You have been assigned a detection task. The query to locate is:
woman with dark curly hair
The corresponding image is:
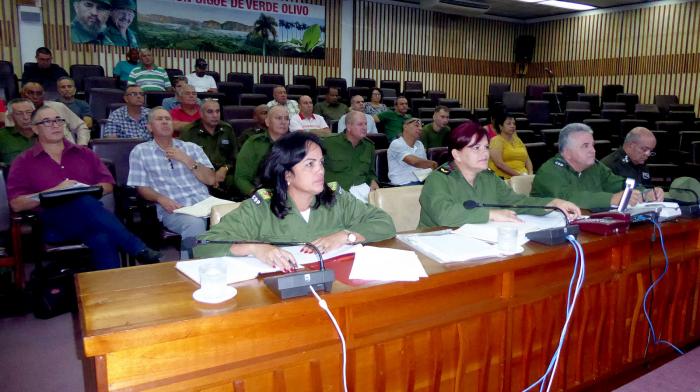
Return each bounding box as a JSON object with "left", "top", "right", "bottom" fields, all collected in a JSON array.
[
  {"left": 194, "top": 132, "right": 395, "bottom": 271},
  {"left": 364, "top": 88, "right": 388, "bottom": 116}
]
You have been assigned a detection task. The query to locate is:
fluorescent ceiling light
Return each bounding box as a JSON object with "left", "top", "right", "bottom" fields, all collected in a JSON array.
[
  {"left": 517, "top": 0, "right": 542, "bottom": 2},
  {"left": 538, "top": 0, "right": 596, "bottom": 10}
]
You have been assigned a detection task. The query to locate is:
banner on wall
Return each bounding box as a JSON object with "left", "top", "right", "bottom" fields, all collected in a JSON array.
[{"left": 69, "top": 0, "right": 326, "bottom": 58}]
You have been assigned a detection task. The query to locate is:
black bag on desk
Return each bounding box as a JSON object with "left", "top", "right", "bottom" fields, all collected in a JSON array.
[{"left": 28, "top": 262, "right": 85, "bottom": 319}]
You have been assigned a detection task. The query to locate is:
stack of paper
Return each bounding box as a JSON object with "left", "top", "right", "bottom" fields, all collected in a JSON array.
[
  {"left": 174, "top": 196, "right": 237, "bottom": 218},
  {"left": 454, "top": 212, "right": 566, "bottom": 246},
  {"left": 349, "top": 246, "right": 427, "bottom": 281}
]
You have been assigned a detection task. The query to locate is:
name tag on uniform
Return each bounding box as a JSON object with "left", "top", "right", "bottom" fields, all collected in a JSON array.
[
  {"left": 221, "top": 140, "right": 230, "bottom": 145},
  {"left": 642, "top": 172, "right": 650, "bottom": 180}
]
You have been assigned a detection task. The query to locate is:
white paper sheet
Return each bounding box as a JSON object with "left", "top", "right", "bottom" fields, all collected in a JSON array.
[
  {"left": 349, "top": 246, "right": 427, "bottom": 281},
  {"left": 454, "top": 212, "right": 566, "bottom": 246},
  {"left": 397, "top": 232, "right": 502, "bottom": 263},
  {"left": 174, "top": 196, "right": 236, "bottom": 218},
  {"left": 349, "top": 183, "right": 371, "bottom": 203}
]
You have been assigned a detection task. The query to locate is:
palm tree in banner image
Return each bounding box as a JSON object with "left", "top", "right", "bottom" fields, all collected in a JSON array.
[{"left": 253, "top": 13, "right": 278, "bottom": 56}]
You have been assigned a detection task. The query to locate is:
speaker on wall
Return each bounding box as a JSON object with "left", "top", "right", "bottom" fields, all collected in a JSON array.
[{"left": 514, "top": 35, "right": 536, "bottom": 64}]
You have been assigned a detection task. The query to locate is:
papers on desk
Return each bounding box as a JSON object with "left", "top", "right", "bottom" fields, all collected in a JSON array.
[
  {"left": 455, "top": 211, "right": 566, "bottom": 246},
  {"left": 628, "top": 202, "right": 681, "bottom": 221},
  {"left": 349, "top": 246, "right": 427, "bottom": 282},
  {"left": 175, "top": 244, "right": 363, "bottom": 284},
  {"left": 173, "top": 196, "right": 236, "bottom": 218}
]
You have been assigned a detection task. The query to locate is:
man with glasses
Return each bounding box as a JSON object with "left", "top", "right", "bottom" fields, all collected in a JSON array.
[
  {"left": 21, "top": 47, "right": 68, "bottom": 95},
  {"left": 128, "top": 108, "right": 215, "bottom": 259},
  {"left": 601, "top": 127, "right": 660, "bottom": 190},
  {"left": 388, "top": 118, "right": 437, "bottom": 186},
  {"left": 337, "top": 95, "right": 377, "bottom": 134},
  {"left": 103, "top": 85, "right": 150, "bottom": 139},
  {"left": 6, "top": 105, "right": 161, "bottom": 270},
  {"left": 7, "top": 83, "right": 90, "bottom": 145},
  {"left": 71, "top": 0, "right": 113, "bottom": 45}
]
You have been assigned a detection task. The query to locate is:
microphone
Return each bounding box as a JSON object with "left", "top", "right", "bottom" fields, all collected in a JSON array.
[
  {"left": 190, "top": 238, "right": 335, "bottom": 299},
  {"left": 463, "top": 200, "right": 580, "bottom": 245},
  {"left": 668, "top": 187, "right": 700, "bottom": 217}
]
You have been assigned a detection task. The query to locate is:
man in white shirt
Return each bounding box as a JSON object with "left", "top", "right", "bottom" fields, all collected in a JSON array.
[
  {"left": 388, "top": 118, "right": 437, "bottom": 185},
  {"left": 267, "top": 85, "right": 299, "bottom": 116},
  {"left": 186, "top": 58, "right": 217, "bottom": 93},
  {"left": 338, "top": 95, "right": 377, "bottom": 134},
  {"left": 289, "top": 95, "right": 330, "bottom": 135}
]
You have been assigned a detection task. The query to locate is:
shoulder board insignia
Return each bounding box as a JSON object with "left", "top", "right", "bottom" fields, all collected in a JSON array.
[
  {"left": 554, "top": 158, "right": 566, "bottom": 168},
  {"left": 438, "top": 164, "right": 452, "bottom": 175},
  {"left": 251, "top": 189, "right": 271, "bottom": 205},
  {"left": 327, "top": 181, "right": 343, "bottom": 194}
]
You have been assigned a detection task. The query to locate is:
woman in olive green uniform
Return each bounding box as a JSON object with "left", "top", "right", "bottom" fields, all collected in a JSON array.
[
  {"left": 419, "top": 121, "right": 580, "bottom": 228},
  {"left": 195, "top": 132, "right": 396, "bottom": 271}
]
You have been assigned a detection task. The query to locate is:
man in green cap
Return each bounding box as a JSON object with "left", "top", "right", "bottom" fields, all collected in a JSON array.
[
  {"left": 106, "top": 0, "right": 139, "bottom": 47},
  {"left": 323, "top": 111, "right": 378, "bottom": 192},
  {"left": 234, "top": 105, "right": 290, "bottom": 196},
  {"left": 71, "top": 0, "right": 114, "bottom": 45}
]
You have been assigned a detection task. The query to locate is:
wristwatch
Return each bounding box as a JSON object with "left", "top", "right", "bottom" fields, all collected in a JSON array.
[
  {"left": 344, "top": 230, "right": 357, "bottom": 244},
  {"left": 190, "top": 162, "right": 199, "bottom": 171}
]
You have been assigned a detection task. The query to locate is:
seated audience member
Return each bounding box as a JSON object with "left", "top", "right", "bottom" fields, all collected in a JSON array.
[
  {"left": 290, "top": 95, "right": 329, "bottom": 135},
  {"left": 0, "top": 98, "right": 6, "bottom": 126},
  {"left": 421, "top": 106, "right": 451, "bottom": 149},
  {"left": 314, "top": 87, "right": 348, "bottom": 123},
  {"left": 238, "top": 104, "right": 268, "bottom": 146},
  {"left": 57, "top": 76, "right": 93, "bottom": 129},
  {"left": 234, "top": 105, "right": 290, "bottom": 196},
  {"left": 8, "top": 83, "right": 90, "bottom": 145},
  {"left": 21, "top": 47, "right": 68, "bottom": 97},
  {"left": 488, "top": 113, "right": 532, "bottom": 179},
  {"left": 7, "top": 106, "right": 160, "bottom": 270},
  {"left": 70, "top": 0, "right": 112, "bottom": 45},
  {"left": 180, "top": 99, "right": 238, "bottom": 199},
  {"left": 364, "top": 87, "right": 388, "bottom": 116},
  {"left": 323, "top": 111, "right": 378, "bottom": 192},
  {"left": 103, "top": 85, "right": 150, "bottom": 139},
  {"left": 186, "top": 58, "right": 217, "bottom": 93},
  {"left": 388, "top": 118, "right": 437, "bottom": 186},
  {"left": 374, "top": 96, "right": 411, "bottom": 141},
  {"left": 113, "top": 48, "right": 140, "bottom": 83},
  {"left": 267, "top": 85, "right": 299, "bottom": 116},
  {"left": 601, "top": 127, "right": 658, "bottom": 189},
  {"left": 162, "top": 76, "right": 202, "bottom": 111},
  {"left": 483, "top": 113, "right": 499, "bottom": 140},
  {"left": 169, "top": 84, "right": 201, "bottom": 134},
  {"left": 127, "top": 49, "right": 172, "bottom": 92},
  {"left": 105, "top": 0, "right": 138, "bottom": 47},
  {"left": 338, "top": 95, "right": 377, "bottom": 134},
  {"left": 194, "top": 132, "right": 396, "bottom": 267},
  {"left": 127, "top": 107, "right": 215, "bottom": 258},
  {"left": 419, "top": 121, "right": 580, "bottom": 228},
  {"left": 531, "top": 123, "right": 662, "bottom": 210}
]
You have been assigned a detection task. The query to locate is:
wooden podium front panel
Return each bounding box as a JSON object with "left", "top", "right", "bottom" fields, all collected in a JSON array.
[{"left": 78, "top": 221, "right": 700, "bottom": 391}]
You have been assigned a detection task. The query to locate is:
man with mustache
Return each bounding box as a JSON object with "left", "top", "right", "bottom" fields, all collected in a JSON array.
[
  {"left": 106, "top": 0, "right": 139, "bottom": 47},
  {"left": 71, "top": 0, "right": 114, "bottom": 45}
]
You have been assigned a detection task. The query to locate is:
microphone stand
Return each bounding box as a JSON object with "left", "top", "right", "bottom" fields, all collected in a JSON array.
[
  {"left": 463, "top": 201, "right": 580, "bottom": 245},
  {"left": 546, "top": 68, "right": 563, "bottom": 114},
  {"left": 195, "top": 239, "right": 335, "bottom": 299}
]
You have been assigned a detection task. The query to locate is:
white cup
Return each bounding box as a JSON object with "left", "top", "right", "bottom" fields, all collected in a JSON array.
[
  {"left": 198, "top": 262, "right": 227, "bottom": 295},
  {"left": 497, "top": 226, "right": 519, "bottom": 253}
]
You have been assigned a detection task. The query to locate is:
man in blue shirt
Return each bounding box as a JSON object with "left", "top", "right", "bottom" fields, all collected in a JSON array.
[
  {"left": 112, "top": 48, "right": 140, "bottom": 84},
  {"left": 57, "top": 76, "right": 93, "bottom": 129}
]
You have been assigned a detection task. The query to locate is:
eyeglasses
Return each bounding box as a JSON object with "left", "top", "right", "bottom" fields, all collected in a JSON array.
[
  {"left": 125, "top": 92, "right": 145, "bottom": 97},
  {"left": 34, "top": 118, "right": 66, "bottom": 127}
]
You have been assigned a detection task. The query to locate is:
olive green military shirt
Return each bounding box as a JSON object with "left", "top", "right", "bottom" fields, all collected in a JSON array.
[
  {"left": 322, "top": 134, "right": 377, "bottom": 190},
  {"left": 0, "top": 127, "right": 36, "bottom": 165},
  {"left": 314, "top": 101, "right": 348, "bottom": 122},
  {"left": 531, "top": 154, "right": 626, "bottom": 209},
  {"left": 194, "top": 185, "right": 397, "bottom": 258},
  {"left": 180, "top": 120, "right": 238, "bottom": 190},
  {"left": 420, "top": 123, "right": 451, "bottom": 149},
  {"left": 71, "top": 20, "right": 114, "bottom": 45},
  {"left": 419, "top": 164, "right": 552, "bottom": 228},
  {"left": 600, "top": 148, "right": 652, "bottom": 188},
  {"left": 238, "top": 126, "right": 266, "bottom": 148},
  {"left": 377, "top": 111, "right": 412, "bottom": 141},
  {"left": 233, "top": 131, "right": 274, "bottom": 195}
]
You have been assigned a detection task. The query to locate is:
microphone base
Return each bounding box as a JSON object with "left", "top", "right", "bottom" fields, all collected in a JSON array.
[
  {"left": 680, "top": 205, "right": 700, "bottom": 218},
  {"left": 264, "top": 270, "right": 335, "bottom": 299},
  {"left": 526, "top": 225, "right": 580, "bottom": 246}
]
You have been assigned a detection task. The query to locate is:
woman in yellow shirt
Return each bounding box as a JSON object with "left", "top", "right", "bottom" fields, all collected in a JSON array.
[{"left": 488, "top": 113, "right": 533, "bottom": 179}]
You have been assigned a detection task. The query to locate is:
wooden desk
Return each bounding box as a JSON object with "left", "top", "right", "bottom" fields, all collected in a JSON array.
[{"left": 77, "top": 220, "right": 700, "bottom": 391}]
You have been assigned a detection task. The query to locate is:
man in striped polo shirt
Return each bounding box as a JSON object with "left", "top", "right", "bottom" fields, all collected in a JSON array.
[{"left": 127, "top": 49, "right": 172, "bottom": 92}]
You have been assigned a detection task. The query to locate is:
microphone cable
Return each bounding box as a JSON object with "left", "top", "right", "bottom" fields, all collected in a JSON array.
[{"left": 309, "top": 285, "right": 348, "bottom": 392}]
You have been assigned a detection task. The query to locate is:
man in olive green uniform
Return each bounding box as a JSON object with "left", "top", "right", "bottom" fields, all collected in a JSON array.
[
  {"left": 601, "top": 127, "right": 656, "bottom": 188},
  {"left": 234, "top": 105, "right": 290, "bottom": 195},
  {"left": 193, "top": 183, "right": 396, "bottom": 258},
  {"left": 531, "top": 123, "right": 660, "bottom": 210},
  {"left": 374, "top": 96, "right": 412, "bottom": 141},
  {"left": 180, "top": 100, "right": 238, "bottom": 199},
  {"left": 421, "top": 106, "right": 451, "bottom": 149},
  {"left": 323, "top": 111, "right": 378, "bottom": 191},
  {"left": 0, "top": 99, "right": 37, "bottom": 166},
  {"left": 71, "top": 0, "right": 114, "bottom": 45},
  {"left": 238, "top": 104, "right": 268, "bottom": 147},
  {"left": 313, "top": 87, "right": 348, "bottom": 123},
  {"left": 105, "top": 0, "right": 139, "bottom": 47}
]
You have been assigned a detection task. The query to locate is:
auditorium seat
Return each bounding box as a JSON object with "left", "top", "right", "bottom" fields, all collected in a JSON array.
[
  {"left": 354, "top": 77, "right": 376, "bottom": 89},
  {"left": 525, "top": 100, "right": 551, "bottom": 124},
  {"left": 107, "top": 102, "right": 125, "bottom": 116},
  {"left": 374, "top": 149, "right": 390, "bottom": 186},
  {"left": 450, "top": 108, "right": 471, "bottom": 120},
  {"left": 678, "top": 131, "right": 700, "bottom": 154},
  {"left": 164, "top": 68, "right": 183, "bottom": 85},
  {"left": 145, "top": 91, "right": 174, "bottom": 108},
  {"left": 403, "top": 90, "right": 423, "bottom": 103},
  {"left": 202, "top": 71, "right": 219, "bottom": 84},
  {"left": 418, "top": 108, "right": 435, "bottom": 119},
  {"left": 448, "top": 118, "right": 469, "bottom": 129},
  {"left": 404, "top": 80, "right": 423, "bottom": 93},
  {"left": 616, "top": 93, "right": 639, "bottom": 114},
  {"left": 0, "top": 60, "right": 13, "bottom": 75},
  {"left": 577, "top": 93, "right": 601, "bottom": 114},
  {"left": 227, "top": 72, "right": 254, "bottom": 93},
  {"left": 410, "top": 98, "right": 433, "bottom": 116},
  {"left": 566, "top": 101, "right": 590, "bottom": 110},
  {"left": 0, "top": 169, "right": 24, "bottom": 288},
  {"left": 216, "top": 81, "right": 244, "bottom": 105},
  {"left": 650, "top": 130, "right": 671, "bottom": 163},
  {"left": 427, "top": 147, "right": 449, "bottom": 166},
  {"left": 634, "top": 104, "right": 661, "bottom": 127},
  {"left": 0, "top": 73, "right": 20, "bottom": 100},
  {"left": 293, "top": 75, "right": 317, "bottom": 92},
  {"left": 438, "top": 98, "right": 460, "bottom": 108},
  {"left": 488, "top": 82, "right": 510, "bottom": 108},
  {"left": 238, "top": 93, "right": 268, "bottom": 106},
  {"left": 502, "top": 91, "right": 525, "bottom": 114},
  {"left": 89, "top": 138, "right": 144, "bottom": 186},
  {"left": 222, "top": 105, "right": 255, "bottom": 121},
  {"left": 473, "top": 108, "right": 489, "bottom": 121},
  {"left": 228, "top": 119, "right": 258, "bottom": 138},
  {"left": 542, "top": 92, "right": 564, "bottom": 114},
  {"left": 593, "top": 140, "right": 612, "bottom": 158},
  {"left": 252, "top": 83, "right": 276, "bottom": 100},
  {"left": 654, "top": 94, "right": 679, "bottom": 116},
  {"left": 668, "top": 111, "right": 696, "bottom": 128},
  {"left": 516, "top": 129, "right": 540, "bottom": 144},
  {"left": 602, "top": 102, "right": 626, "bottom": 111},
  {"left": 619, "top": 119, "right": 649, "bottom": 141},
  {"left": 381, "top": 87, "right": 397, "bottom": 99},
  {"left": 515, "top": 117, "right": 529, "bottom": 130},
  {"left": 647, "top": 163, "right": 679, "bottom": 188},
  {"left": 209, "top": 203, "right": 241, "bottom": 226},
  {"left": 366, "top": 133, "right": 389, "bottom": 150},
  {"left": 525, "top": 142, "right": 548, "bottom": 171},
  {"left": 89, "top": 88, "right": 126, "bottom": 123},
  {"left": 368, "top": 185, "right": 422, "bottom": 232},
  {"left": 557, "top": 84, "right": 585, "bottom": 107},
  {"left": 83, "top": 76, "right": 118, "bottom": 101},
  {"left": 541, "top": 129, "right": 561, "bottom": 152},
  {"left": 382, "top": 97, "right": 396, "bottom": 107},
  {"left": 509, "top": 175, "right": 535, "bottom": 196},
  {"left": 380, "top": 80, "right": 400, "bottom": 96},
  {"left": 348, "top": 86, "right": 370, "bottom": 101},
  {"left": 259, "top": 73, "right": 284, "bottom": 86},
  {"left": 601, "top": 84, "right": 624, "bottom": 103},
  {"left": 525, "top": 84, "right": 549, "bottom": 101},
  {"left": 565, "top": 109, "right": 591, "bottom": 124},
  {"left": 669, "top": 103, "right": 694, "bottom": 112},
  {"left": 583, "top": 118, "right": 613, "bottom": 140},
  {"left": 600, "top": 109, "right": 627, "bottom": 139},
  {"left": 197, "top": 92, "right": 225, "bottom": 103},
  {"left": 426, "top": 90, "right": 446, "bottom": 105},
  {"left": 324, "top": 77, "right": 347, "bottom": 97},
  {"left": 70, "top": 64, "right": 105, "bottom": 92}
]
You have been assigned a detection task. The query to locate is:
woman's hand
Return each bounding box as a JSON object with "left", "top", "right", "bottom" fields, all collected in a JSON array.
[
  {"left": 303, "top": 231, "right": 350, "bottom": 254},
  {"left": 247, "top": 244, "right": 297, "bottom": 272},
  {"left": 547, "top": 199, "right": 582, "bottom": 221},
  {"left": 488, "top": 209, "right": 523, "bottom": 223}
]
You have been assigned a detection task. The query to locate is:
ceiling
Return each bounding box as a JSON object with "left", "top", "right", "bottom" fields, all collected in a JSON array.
[{"left": 394, "top": 0, "right": 657, "bottom": 20}]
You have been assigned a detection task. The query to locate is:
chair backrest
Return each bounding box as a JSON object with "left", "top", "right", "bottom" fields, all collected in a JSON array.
[
  {"left": 577, "top": 93, "right": 600, "bottom": 113},
  {"left": 427, "top": 90, "right": 446, "bottom": 105},
  {"left": 324, "top": 77, "right": 347, "bottom": 91},
  {"left": 70, "top": 64, "right": 105, "bottom": 91},
  {"left": 601, "top": 84, "right": 624, "bottom": 103},
  {"left": 525, "top": 142, "right": 548, "bottom": 171},
  {"left": 525, "top": 100, "right": 550, "bottom": 124},
  {"left": 509, "top": 174, "right": 535, "bottom": 196},
  {"left": 259, "top": 73, "right": 284, "bottom": 86},
  {"left": 654, "top": 95, "right": 679, "bottom": 114},
  {"left": 488, "top": 83, "right": 511, "bottom": 98},
  {"left": 380, "top": 80, "right": 400, "bottom": 96},
  {"left": 222, "top": 105, "right": 256, "bottom": 121},
  {"left": 252, "top": 83, "right": 277, "bottom": 100},
  {"left": 229, "top": 119, "right": 258, "bottom": 137},
  {"left": 526, "top": 84, "right": 549, "bottom": 100},
  {"left": 216, "top": 81, "right": 244, "bottom": 105},
  {"left": 89, "top": 138, "right": 146, "bottom": 185},
  {"left": 374, "top": 149, "right": 389, "bottom": 183},
  {"left": 89, "top": 88, "right": 126, "bottom": 121},
  {"left": 404, "top": 80, "right": 423, "bottom": 92},
  {"left": 286, "top": 84, "right": 312, "bottom": 96},
  {"left": 427, "top": 147, "right": 449, "bottom": 165},
  {"left": 368, "top": 185, "right": 422, "bottom": 232},
  {"left": 381, "top": 87, "right": 397, "bottom": 99},
  {"left": 210, "top": 202, "right": 241, "bottom": 226},
  {"left": 204, "top": 71, "right": 221, "bottom": 84},
  {"left": 293, "top": 75, "right": 317, "bottom": 91},
  {"left": 502, "top": 91, "right": 525, "bottom": 112},
  {"left": 566, "top": 101, "right": 590, "bottom": 110},
  {"left": 438, "top": 98, "right": 460, "bottom": 108},
  {"left": 145, "top": 91, "right": 175, "bottom": 108},
  {"left": 354, "top": 77, "right": 376, "bottom": 89},
  {"left": 83, "top": 76, "right": 118, "bottom": 100},
  {"left": 0, "top": 60, "right": 13, "bottom": 75},
  {"left": 227, "top": 72, "right": 254, "bottom": 93},
  {"left": 238, "top": 93, "right": 269, "bottom": 106},
  {"left": 366, "top": 133, "right": 389, "bottom": 150}
]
